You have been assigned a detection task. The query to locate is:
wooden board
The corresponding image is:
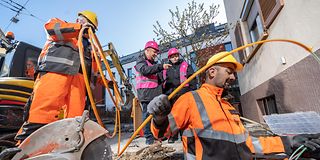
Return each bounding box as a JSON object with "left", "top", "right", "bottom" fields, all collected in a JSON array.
[{"left": 132, "top": 97, "right": 143, "bottom": 134}]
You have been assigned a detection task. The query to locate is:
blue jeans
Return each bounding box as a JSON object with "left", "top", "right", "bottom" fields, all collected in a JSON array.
[{"left": 141, "top": 102, "right": 154, "bottom": 144}]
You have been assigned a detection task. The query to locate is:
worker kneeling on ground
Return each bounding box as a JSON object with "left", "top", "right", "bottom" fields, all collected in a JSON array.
[
  {"left": 15, "top": 10, "right": 100, "bottom": 142},
  {"left": 147, "top": 52, "right": 320, "bottom": 159}
]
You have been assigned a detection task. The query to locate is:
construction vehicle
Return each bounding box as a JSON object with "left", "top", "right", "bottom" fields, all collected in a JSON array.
[
  {"left": 104, "top": 42, "right": 135, "bottom": 108},
  {"left": 0, "top": 28, "right": 41, "bottom": 151}
]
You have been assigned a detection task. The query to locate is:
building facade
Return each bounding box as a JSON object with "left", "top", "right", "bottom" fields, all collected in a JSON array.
[{"left": 224, "top": 0, "right": 320, "bottom": 122}]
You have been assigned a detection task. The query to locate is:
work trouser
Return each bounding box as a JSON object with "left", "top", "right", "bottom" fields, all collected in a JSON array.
[
  {"left": 141, "top": 102, "right": 154, "bottom": 143},
  {"left": 28, "top": 72, "right": 86, "bottom": 123},
  {"left": 15, "top": 72, "right": 86, "bottom": 142}
]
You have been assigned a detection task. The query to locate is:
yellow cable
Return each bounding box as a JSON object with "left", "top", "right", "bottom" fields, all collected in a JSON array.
[
  {"left": 87, "top": 28, "right": 123, "bottom": 152},
  {"left": 88, "top": 30, "right": 124, "bottom": 108},
  {"left": 78, "top": 27, "right": 104, "bottom": 128},
  {"left": 106, "top": 109, "right": 118, "bottom": 138},
  {"left": 117, "top": 109, "right": 121, "bottom": 154},
  {"left": 88, "top": 32, "right": 121, "bottom": 138},
  {"left": 88, "top": 30, "right": 117, "bottom": 108},
  {"left": 117, "top": 39, "right": 315, "bottom": 157}
]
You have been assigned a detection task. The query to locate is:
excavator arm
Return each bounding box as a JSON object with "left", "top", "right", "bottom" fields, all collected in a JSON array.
[{"left": 104, "top": 43, "right": 135, "bottom": 108}]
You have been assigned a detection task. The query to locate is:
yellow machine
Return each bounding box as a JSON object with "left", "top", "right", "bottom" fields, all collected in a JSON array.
[{"left": 0, "top": 29, "right": 41, "bottom": 151}]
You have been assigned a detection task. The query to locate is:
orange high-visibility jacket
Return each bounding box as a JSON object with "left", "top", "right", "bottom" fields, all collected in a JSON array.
[
  {"left": 37, "top": 18, "right": 97, "bottom": 75},
  {"left": 151, "top": 84, "right": 288, "bottom": 160}
]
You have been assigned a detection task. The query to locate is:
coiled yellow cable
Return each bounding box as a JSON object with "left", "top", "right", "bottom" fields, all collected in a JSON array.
[{"left": 79, "top": 27, "right": 125, "bottom": 154}]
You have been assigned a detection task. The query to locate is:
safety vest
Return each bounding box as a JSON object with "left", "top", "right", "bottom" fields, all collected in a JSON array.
[
  {"left": 37, "top": 18, "right": 86, "bottom": 75},
  {"left": 135, "top": 60, "right": 158, "bottom": 89},
  {"left": 178, "top": 91, "right": 248, "bottom": 159},
  {"left": 163, "top": 61, "right": 189, "bottom": 87},
  {"left": 161, "top": 87, "right": 285, "bottom": 159}
]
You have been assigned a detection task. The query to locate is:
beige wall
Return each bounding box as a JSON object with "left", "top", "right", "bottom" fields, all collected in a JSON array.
[
  {"left": 224, "top": 0, "right": 320, "bottom": 95},
  {"left": 240, "top": 51, "right": 320, "bottom": 121}
]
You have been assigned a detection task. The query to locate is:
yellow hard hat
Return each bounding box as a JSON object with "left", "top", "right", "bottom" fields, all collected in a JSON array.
[
  {"left": 206, "top": 51, "right": 243, "bottom": 72},
  {"left": 78, "top": 10, "right": 98, "bottom": 29}
]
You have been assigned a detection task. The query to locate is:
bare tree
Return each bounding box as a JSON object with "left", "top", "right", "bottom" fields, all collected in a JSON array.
[{"left": 153, "top": 0, "right": 228, "bottom": 67}]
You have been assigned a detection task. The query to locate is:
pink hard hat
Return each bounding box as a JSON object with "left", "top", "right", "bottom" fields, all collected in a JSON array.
[
  {"left": 168, "top": 48, "right": 179, "bottom": 58},
  {"left": 144, "top": 40, "right": 159, "bottom": 51}
]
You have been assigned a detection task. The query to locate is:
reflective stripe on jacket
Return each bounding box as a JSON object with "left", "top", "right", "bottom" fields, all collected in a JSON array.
[
  {"left": 135, "top": 60, "right": 158, "bottom": 89},
  {"left": 163, "top": 61, "right": 189, "bottom": 87},
  {"left": 151, "top": 84, "right": 285, "bottom": 160},
  {"left": 134, "top": 53, "right": 163, "bottom": 102},
  {"left": 37, "top": 18, "right": 92, "bottom": 75}
]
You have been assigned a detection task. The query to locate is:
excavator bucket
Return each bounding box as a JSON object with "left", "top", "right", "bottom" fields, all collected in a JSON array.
[{"left": 9, "top": 111, "right": 112, "bottom": 160}]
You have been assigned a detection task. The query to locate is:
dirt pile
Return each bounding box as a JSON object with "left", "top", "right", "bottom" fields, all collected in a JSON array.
[{"left": 115, "top": 142, "right": 183, "bottom": 160}]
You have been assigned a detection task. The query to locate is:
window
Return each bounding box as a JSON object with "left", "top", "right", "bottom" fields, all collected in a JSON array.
[
  {"left": 237, "top": 0, "right": 284, "bottom": 63},
  {"left": 249, "top": 14, "right": 264, "bottom": 43},
  {"left": 0, "top": 49, "right": 14, "bottom": 77},
  {"left": 242, "top": 0, "right": 284, "bottom": 30},
  {"left": 259, "top": 0, "right": 284, "bottom": 28},
  {"left": 112, "top": 72, "right": 116, "bottom": 80},
  {"left": 224, "top": 42, "right": 233, "bottom": 52},
  {"left": 190, "top": 51, "right": 197, "bottom": 71},
  {"left": 24, "top": 48, "right": 38, "bottom": 78},
  {"left": 257, "top": 95, "right": 278, "bottom": 115},
  {"left": 127, "top": 68, "right": 132, "bottom": 83},
  {"left": 112, "top": 72, "right": 115, "bottom": 96},
  {"left": 234, "top": 22, "right": 245, "bottom": 63}
]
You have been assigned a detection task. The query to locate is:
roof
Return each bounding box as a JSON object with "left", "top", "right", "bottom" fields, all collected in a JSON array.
[{"left": 108, "top": 50, "right": 142, "bottom": 68}]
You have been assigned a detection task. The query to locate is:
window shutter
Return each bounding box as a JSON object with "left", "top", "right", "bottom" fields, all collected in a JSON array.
[
  {"left": 234, "top": 22, "right": 245, "bottom": 63},
  {"left": 258, "top": 0, "right": 284, "bottom": 28}
]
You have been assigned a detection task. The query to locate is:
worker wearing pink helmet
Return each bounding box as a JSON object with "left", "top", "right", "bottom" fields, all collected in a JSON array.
[
  {"left": 135, "top": 40, "right": 171, "bottom": 145},
  {"left": 163, "top": 47, "right": 197, "bottom": 143}
]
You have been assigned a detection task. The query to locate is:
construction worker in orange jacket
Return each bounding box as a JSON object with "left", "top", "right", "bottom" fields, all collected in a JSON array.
[
  {"left": 147, "top": 52, "right": 320, "bottom": 159},
  {"left": 25, "top": 59, "right": 36, "bottom": 79},
  {"left": 15, "top": 10, "right": 100, "bottom": 142}
]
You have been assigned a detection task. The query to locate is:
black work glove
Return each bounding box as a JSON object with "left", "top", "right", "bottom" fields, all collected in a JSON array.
[
  {"left": 147, "top": 94, "right": 171, "bottom": 125},
  {"left": 291, "top": 134, "right": 320, "bottom": 158}
]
